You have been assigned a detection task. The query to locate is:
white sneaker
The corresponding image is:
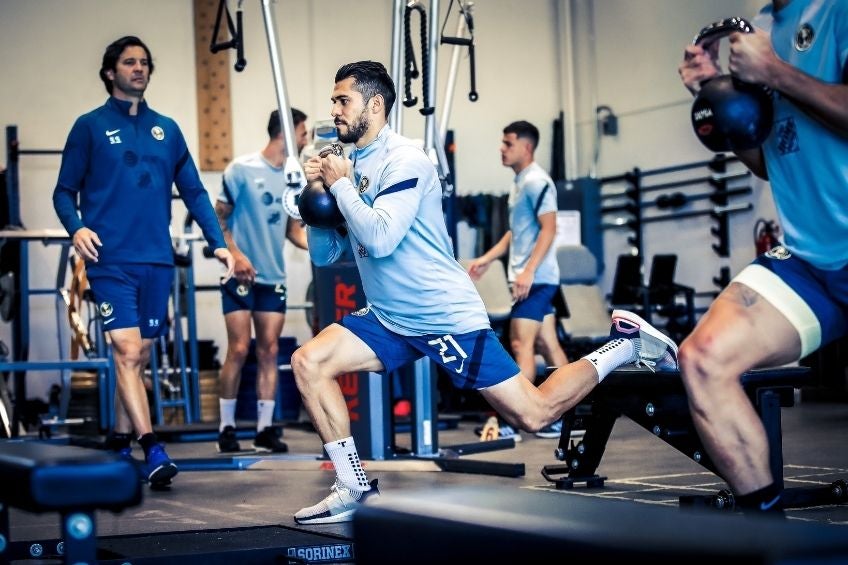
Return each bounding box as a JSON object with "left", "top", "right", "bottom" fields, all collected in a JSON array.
[
  {"left": 294, "top": 479, "right": 379, "bottom": 525},
  {"left": 609, "top": 310, "right": 679, "bottom": 371}
]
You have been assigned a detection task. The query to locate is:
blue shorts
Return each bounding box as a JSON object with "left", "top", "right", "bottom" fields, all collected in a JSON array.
[
  {"left": 339, "top": 308, "right": 520, "bottom": 390},
  {"left": 86, "top": 263, "right": 173, "bottom": 339},
  {"left": 220, "top": 279, "right": 288, "bottom": 314},
  {"left": 511, "top": 284, "right": 557, "bottom": 322},
  {"left": 733, "top": 246, "right": 848, "bottom": 358}
]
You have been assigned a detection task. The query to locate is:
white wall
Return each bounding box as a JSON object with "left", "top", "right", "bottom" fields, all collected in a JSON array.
[
  {"left": 0, "top": 0, "right": 779, "bottom": 400},
  {"left": 565, "top": 0, "right": 778, "bottom": 296}
]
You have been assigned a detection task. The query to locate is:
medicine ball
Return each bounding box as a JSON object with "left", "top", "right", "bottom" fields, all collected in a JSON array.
[
  {"left": 689, "top": 17, "right": 774, "bottom": 152},
  {"left": 298, "top": 184, "right": 345, "bottom": 229}
]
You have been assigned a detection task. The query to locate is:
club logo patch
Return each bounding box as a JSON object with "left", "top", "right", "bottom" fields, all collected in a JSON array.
[
  {"left": 236, "top": 284, "right": 250, "bottom": 296},
  {"left": 151, "top": 126, "right": 165, "bottom": 141},
  {"left": 352, "top": 307, "right": 369, "bottom": 316},
  {"left": 765, "top": 245, "right": 791, "bottom": 260},
  {"left": 358, "top": 176, "right": 369, "bottom": 194},
  {"left": 99, "top": 302, "right": 113, "bottom": 317},
  {"left": 795, "top": 23, "right": 814, "bottom": 51}
]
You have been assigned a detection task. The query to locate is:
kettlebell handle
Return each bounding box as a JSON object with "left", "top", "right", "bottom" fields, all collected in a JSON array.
[{"left": 693, "top": 17, "right": 753, "bottom": 46}]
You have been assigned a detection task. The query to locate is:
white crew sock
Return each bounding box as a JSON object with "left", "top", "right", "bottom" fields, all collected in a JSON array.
[
  {"left": 581, "top": 338, "right": 635, "bottom": 382},
  {"left": 219, "top": 398, "right": 237, "bottom": 432},
  {"left": 257, "top": 400, "right": 275, "bottom": 432},
  {"left": 324, "top": 436, "right": 370, "bottom": 492}
]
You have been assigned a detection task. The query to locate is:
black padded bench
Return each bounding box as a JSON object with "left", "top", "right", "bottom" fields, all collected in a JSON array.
[
  {"left": 354, "top": 485, "right": 848, "bottom": 563},
  {"left": 0, "top": 442, "right": 142, "bottom": 564},
  {"left": 542, "top": 366, "right": 848, "bottom": 510}
]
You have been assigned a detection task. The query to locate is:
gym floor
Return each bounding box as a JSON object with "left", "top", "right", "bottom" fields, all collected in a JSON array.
[{"left": 7, "top": 397, "right": 848, "bottom": 561}]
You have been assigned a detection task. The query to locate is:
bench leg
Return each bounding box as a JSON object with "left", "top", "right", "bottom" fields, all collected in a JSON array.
[
  {"left": 61, "top": 511, "right": 97, "bottom": 565},
  {"left": 757, "top": 389, "right": 784, "bottom": 488}
]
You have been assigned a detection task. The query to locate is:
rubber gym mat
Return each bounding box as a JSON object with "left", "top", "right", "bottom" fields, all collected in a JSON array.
[{"left": 12, "top": 525, "right": 354, "bottom": 564}]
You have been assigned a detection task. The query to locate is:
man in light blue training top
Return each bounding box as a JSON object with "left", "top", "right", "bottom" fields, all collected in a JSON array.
[
  {"left": 291, "top": 60, "right": 679, "bottom": 525},
  {"left": 214, "top": 108, "right": 309, "bottom": 454},
  {"left": 467, "top": 120, "right": 570, "bottom": 441},
  {"left": 677, "top": 0, "right": 848, "bottom": 516},
  {"left": 52, "top": 35, "right": 234, "bottom": 488}
]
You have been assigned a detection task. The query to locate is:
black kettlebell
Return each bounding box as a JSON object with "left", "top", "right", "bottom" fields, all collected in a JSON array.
[
  {"left": 690, "top": 17, "right": 773, "bottom": 152},
  {"left": 297, "top": 143, "right": 346, "bottom": 229}
]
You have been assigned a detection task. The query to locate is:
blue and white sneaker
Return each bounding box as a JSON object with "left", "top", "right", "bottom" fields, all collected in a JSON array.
[
  {"left": 146, "top": 443, "right": 179, "bottom": 487},
  {"left": 610, "top": 310, "right": 679, "bottom": 371},
  {"left": 294, "top": 479, "right": 380, "bottom": 525},
  {"left": 535, "top": 419, "right": 563, "bottom": 439}
]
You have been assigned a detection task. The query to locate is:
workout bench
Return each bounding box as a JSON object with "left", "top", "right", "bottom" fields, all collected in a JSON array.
[
  {"left": 0, "top": 442, "right": 142, "bottom": 563},
  {"left": 542, "top": 366, "right": 848, "bottom": 510}
]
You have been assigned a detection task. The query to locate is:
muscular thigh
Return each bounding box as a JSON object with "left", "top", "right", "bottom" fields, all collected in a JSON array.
[
  {"left": 510, "top": 317, "right": 542, "bottom": 345},
  {"left": 302, "top": 323, "right": 385, "bottom": 375},
  {"left": 732, "top": 251, "right": 848, "bottom": 358},
  {"left": 253, "top": 311, "right": 286, "bottom": 347},
  {"left": 692, "top": 282, "right": 801, "bottom": 371},
  {"left": 224, "top": 310, "right": 252, "bottom": 345}
]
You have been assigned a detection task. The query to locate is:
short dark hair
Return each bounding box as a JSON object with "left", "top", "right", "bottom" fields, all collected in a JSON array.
[
  {"left": 99, "top": 36, "right": 154, "bottom": 95},
  {"left": 268, "top": 107, "right": 307, "bottom": 139},
  {"left": 334, "top": 61, "right": 396, "bottom": 118},
  {"left": 503, "top": 121, "right": 540, "bottom": 151}
]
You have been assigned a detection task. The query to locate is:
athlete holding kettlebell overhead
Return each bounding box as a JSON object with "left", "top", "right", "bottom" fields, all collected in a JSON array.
[{"left": 677, "top": 0, "right": 848, "bottom": 515}]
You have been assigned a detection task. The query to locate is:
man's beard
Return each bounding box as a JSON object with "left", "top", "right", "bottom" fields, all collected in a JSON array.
[{"left": 337, "top": 109, "right": 369, "bottom": 144}]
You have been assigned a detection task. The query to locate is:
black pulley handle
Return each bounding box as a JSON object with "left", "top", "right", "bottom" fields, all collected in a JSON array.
[
  {"left": 693, "top": 17, "right": 753, "bottom": 46},
  {"left": 467, "top": 43, "right": 478, "bottom": 101},
  {"left": 234, "top": 9, "right": 246, "bottom": 72}
]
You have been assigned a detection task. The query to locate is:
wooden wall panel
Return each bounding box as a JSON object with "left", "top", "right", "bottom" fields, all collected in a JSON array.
[{"left": 193, "top": 0, "right": 233, "bottom": 171}]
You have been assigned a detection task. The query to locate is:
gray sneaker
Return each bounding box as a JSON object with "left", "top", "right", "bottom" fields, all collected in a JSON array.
[
  {"left": 294, "top": 479, "right": 380, "bottom": 525},
  {"left": 609, "top": 310, "right": 679, "bottom": 371}
]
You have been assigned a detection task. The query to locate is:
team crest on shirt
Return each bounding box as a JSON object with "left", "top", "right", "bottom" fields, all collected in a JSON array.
[
  {"left": 358, "top": 176, "right": 370, "bottom": 194},
  {"left": 151, "top": 126, "right": 165, "bottom": 141},
  {"left": 357, "top": 243, "right": 368, "bottom": 258},
  {"left": 794, "top": 23, "right": 814, "bottom": 52},
  {"left": 352, "top": 307, "right": 369, "bottom": 317},
  {"left": 236, "top": 284, "right": 250, "bottom": 296},
  {"left": 99, "top": 302, "right": 113, "bottom": 317},
  {"left": 765, "top": 245, "right": 791, "bottom": 260}
]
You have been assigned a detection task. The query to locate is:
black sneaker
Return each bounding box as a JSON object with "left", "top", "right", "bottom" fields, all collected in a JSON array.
[
  {"left": 253, "top": 427, "right": 288, "bottom": 453},
  {"left": 217, "top": 425, "right": 241, "bottom": 453}
]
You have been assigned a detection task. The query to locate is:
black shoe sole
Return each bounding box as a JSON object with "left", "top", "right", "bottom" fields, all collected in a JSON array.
[
  {"left": 149, "top": 462, "right": 179, "bottom": 486},
  {"left": 252, "top": 443, "right": 288, "bottom": 453}
]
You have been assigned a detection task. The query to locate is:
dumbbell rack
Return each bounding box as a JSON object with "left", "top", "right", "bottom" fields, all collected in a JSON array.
[{"left": 599, "top": 153, "right": 753, "bottom": 296}]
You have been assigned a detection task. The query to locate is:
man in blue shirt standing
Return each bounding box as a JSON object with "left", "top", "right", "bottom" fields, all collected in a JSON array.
[
  {"left": 677, "top": 0, "right": 848, "bottom": 516},
  {"left": 214, "top": 108, "right": 309, "bottom": 453},
  {"left": 291, "top": 60, "right": 679, "bottom": 524},
  {"left": 52, "top": 36, "right": 234, "bottom": 487},
  {"left": 467, "top": 120, "right": 570, "bottom": 441}
]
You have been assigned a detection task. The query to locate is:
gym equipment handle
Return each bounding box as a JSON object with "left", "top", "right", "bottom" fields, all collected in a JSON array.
[{"left": 693, "top": 17, "right": 753, "bottom": 47}]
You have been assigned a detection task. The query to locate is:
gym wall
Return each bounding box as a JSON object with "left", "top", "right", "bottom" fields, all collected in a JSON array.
[{"left": 0, "top": 0, "right": 776, "bottom": 401}]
